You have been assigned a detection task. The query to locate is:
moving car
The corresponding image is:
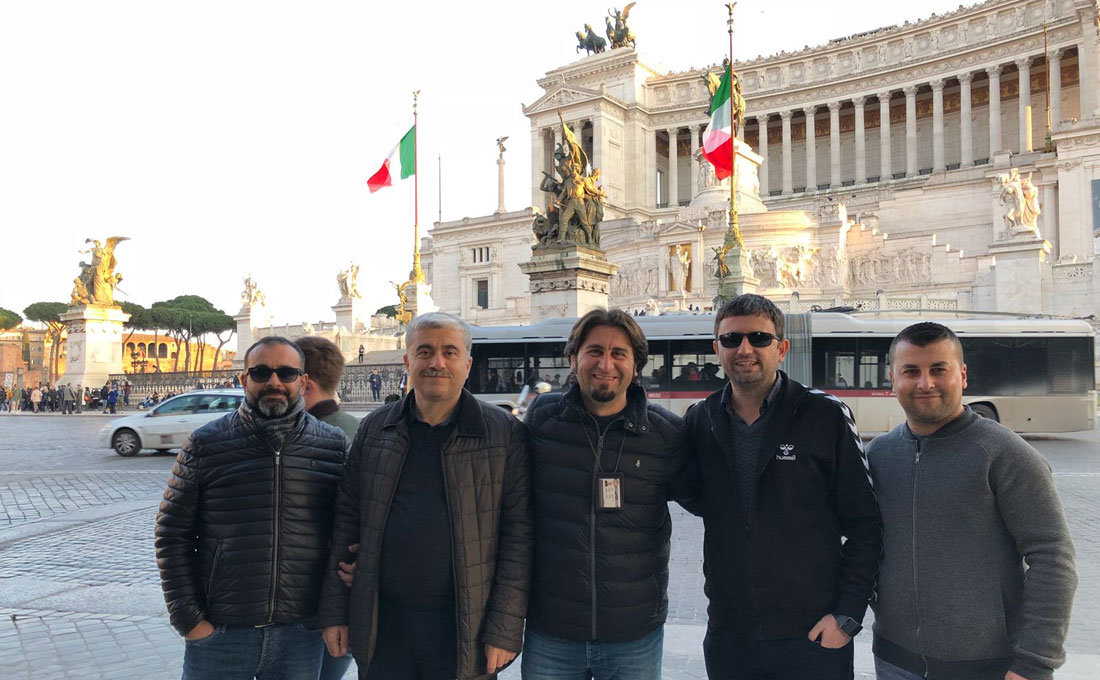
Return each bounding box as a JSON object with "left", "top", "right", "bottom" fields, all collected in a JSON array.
[{"left": 98, "top": 388, "right": 244, "bottom": 456}]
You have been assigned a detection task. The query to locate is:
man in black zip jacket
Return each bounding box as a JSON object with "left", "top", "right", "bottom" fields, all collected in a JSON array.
[
  {"left": 155, "top": 336, "right": 348, "bottom": 680},
  {"left": 522, "top": 308, "right": 695, "bottom": 680},
  {"left": 685, "top": 295, "right": 881, "bottom": 680}
]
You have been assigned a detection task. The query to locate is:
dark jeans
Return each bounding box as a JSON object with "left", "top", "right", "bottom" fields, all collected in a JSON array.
[
  {"left": 318, "top": 650, "right": 353, "bottom": 680},
  {"left": 362, "top": 605, "right": 457, "bottom": 680},
  {"left": 181, "top": 622, "right": 324, "bottom": 680},
  {"left": 370, "top": 386, "right": 380, "bottom": 401},
  {"left": 521, "top": 625, "right": 663, "bottom": 680},
  {"left": 703, "top": 627, "right": 854, "bottom": 680}
]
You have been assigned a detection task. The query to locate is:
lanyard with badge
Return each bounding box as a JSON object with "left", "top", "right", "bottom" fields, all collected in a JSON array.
[{"left": 582, "top": 417, "right": 628, "bottom": 511}]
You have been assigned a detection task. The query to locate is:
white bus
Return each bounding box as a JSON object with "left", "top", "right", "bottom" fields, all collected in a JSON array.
[{"left": 467, "top": 312, "right": 1097, "bottom": 434}]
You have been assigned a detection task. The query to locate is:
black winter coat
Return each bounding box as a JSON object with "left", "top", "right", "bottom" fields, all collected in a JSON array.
[
  {"left": 317, "top": 389, "right": 532, "bottom": 680},
  {"left": 524, "top": 383, "right": 694, "bottom": 642},
  {"left": 684, "top": 372, "right": 882, "bottom": 639},
  {"left": 155, "top": 409, "right": 348, "bottom": 635}
]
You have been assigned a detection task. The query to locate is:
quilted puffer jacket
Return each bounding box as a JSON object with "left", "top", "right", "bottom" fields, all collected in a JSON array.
[
  {"left": 317, "top": 389, "right": 532, "bottom": 680},
  {"left": 155, "top": 408, "right": 347, "bottom": 635}
]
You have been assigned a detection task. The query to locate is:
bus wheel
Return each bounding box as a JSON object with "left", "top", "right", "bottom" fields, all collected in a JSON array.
[{"left": 970, "top": 403, "right": 998, "bottom": 422}]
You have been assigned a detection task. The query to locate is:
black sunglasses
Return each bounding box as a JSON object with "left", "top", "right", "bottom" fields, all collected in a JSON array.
[
  {"left": 717, "top": 331, "right": 781, "bottom": 349},
  {"left": 246, "top": 365, "right": 304, "bottom": 383}
]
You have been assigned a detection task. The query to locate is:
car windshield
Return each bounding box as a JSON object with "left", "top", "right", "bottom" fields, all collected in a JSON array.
[{"left": 152, "top": 395, "right": 201, "bottom": 416}]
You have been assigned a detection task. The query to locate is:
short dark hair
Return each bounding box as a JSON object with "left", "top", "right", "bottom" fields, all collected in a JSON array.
[
  {"left": 565, "top": 308, "right": 648, "bottom": 377},
  {"left": 713, "top": 294, "right": 785, "bottom": 339},
  {"left": 244, "top": 336, "right": 305, "bottom": 369},
  {"left": 294, "top": 336, "right": 346, "bottom": 393},
  {"left": 888, "top": 322, "right": 964, "bottom": 364}
]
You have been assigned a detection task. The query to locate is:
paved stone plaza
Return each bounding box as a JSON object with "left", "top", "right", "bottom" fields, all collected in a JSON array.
[{"left": 0, "top": 413, "right": 1098, "bottom": 679}]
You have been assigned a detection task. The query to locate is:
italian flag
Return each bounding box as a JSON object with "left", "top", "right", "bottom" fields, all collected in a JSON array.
[
  {"left": 701, "top": 66, "right": 733, "bottom": 180},
  {"left": 367, "top": 125, "right": 416, "bottom": 193}
]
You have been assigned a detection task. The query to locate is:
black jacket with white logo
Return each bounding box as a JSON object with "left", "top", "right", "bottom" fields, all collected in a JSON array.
[{"left": 684, "top": 371, "right": 882, "bottom": 639}]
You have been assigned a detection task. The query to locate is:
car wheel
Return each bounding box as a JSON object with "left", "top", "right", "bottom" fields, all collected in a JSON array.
[
  {"left": 970, "top": 403, "right": 998, "bottom": 422},
  {"left": 112, "top": 429, "right": 141, "bottom": 457}
]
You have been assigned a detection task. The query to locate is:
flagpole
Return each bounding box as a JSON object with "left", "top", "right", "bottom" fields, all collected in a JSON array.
[
  {"left": 726, "top": 2, "right": 742, "bottom": 248},
  {"left": 411, "top": 90, "right": 425, "bottom": 283}
]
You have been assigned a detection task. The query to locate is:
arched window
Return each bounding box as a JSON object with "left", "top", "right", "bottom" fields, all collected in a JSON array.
[
  {"left": 138, "top": 343, "right": 146, "bottom": 356},
  {"left": 159, "top": 343, "right": 168, "bottom": 358},
  {"left": 126, "top": 342, "right": 135, "bottom": 353}
]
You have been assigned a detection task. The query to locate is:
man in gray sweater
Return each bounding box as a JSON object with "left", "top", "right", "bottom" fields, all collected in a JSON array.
[{"left": 867, "top": 322, "right": 1077, "bottom": 680}]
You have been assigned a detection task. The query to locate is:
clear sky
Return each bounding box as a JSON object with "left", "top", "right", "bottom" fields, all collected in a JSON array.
[{"left": 1, "top": 0, "right": 969, "bottom": 327}]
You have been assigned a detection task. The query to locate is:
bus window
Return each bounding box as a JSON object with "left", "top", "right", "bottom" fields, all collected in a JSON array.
[
  {"left": 470, "top": 343, "right": 525, "bottom": 393},
  {"left": 1013, "top": 338, "right": 1048, "bottom": 396},
  {"left": 812, "top": 337, "right": 858, "bottom": 389},
  {"left": 669, "top": 339, "right": 724, "bottom": 390},
  {"left": 857, "top": 339, "right": 891, "bottom": 389},
  {"left": 644, "top": 353, "right": 668, "bottom": 391},
  {"left": 1048, "top": 337, "right": 1093, "bottom": 394},
  {"left": 527, "top": 342, "right": 569, "bottom": 392}
]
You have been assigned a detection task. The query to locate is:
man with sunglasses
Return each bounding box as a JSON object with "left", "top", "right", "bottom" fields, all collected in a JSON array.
[
  {"left": 685, "top": 294, "right": 881, "bottom": 680},
  {"left": 156, "top": 336, "right": 349, "bottom": 680}
]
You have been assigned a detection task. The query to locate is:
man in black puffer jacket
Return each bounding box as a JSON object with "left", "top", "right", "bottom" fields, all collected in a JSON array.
[
  {"left": 156, "top": 336, "right": 348, "bottom": 680},
  {"left": 522, "top": 309, "right": 695, "bottom": 680}
]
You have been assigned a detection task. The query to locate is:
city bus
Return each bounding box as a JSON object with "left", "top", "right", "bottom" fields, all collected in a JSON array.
[{"left": 466, "top": 312, "right": 1097, "bottom": 433}]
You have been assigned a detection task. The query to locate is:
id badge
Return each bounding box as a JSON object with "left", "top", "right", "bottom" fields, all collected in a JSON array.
[{"left": 596, "top": 474, "right": 623, "bottom": 511}]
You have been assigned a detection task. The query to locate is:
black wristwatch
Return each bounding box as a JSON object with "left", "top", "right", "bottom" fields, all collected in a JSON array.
[{"left": 832, "top": 614, "right": 862, "bottom": 637}]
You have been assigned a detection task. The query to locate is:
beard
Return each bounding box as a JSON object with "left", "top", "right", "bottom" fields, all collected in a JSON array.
[
  {"left": 589, "top": 384, "right": 617, "bottom": 402},
  {"left": 254, "top": 388, "right": 293, "bottom": 418}
]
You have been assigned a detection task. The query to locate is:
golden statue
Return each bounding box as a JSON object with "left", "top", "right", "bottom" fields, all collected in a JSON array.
[
  {"left": 533, "top": 110, "right": 606, "bottom": 250},
  {"left": 392, "top": 280, "right": 413, "bottom": 324},
  {"left": 71, "top": 236, "right": 128, "bottom": 307},
  {"left": 712, "top": 245, "right": 732, "bottom": 280},
  {"left": 606, "top": 3, "right": 637, "bottom": 49}
]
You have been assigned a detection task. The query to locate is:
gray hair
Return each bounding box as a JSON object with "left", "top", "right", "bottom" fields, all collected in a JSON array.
[{"left": 405, "top": 312, "right": 472, "bottom": 354}]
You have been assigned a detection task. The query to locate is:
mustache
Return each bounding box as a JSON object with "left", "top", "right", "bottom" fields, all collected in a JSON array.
[
  {"left": 420, "top": 369, "right": 452, "bottom": 378},
  {"left": 259, "top": 387, "right": 289, "bottom": 398}
]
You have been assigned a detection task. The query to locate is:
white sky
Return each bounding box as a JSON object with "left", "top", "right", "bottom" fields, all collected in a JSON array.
[{"left": 1, "top": 0, "right": 969, "bottom": 327}]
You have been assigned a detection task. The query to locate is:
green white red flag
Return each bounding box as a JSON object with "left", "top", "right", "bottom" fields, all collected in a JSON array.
[
  {"left": 701, "top": 66, "right": 733, "bottom": 180},
  {"left": 367, "top": 125, "right": 416, "bottom": 193}
]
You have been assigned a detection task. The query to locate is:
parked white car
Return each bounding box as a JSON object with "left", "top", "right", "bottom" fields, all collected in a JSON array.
[{"left": 98, "top": 388, "right": 244, "bottom": 456}]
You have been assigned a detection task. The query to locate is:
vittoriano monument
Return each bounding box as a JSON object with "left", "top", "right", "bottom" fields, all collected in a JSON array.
[
  {"left": 58, "top": 236, "right": 132, "bottom": 389},
  {"left": 521, "top": 111, "right": 618, "bottom": 322}
]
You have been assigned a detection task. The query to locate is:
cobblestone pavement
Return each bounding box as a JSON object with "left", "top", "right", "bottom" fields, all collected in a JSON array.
[{"left": 0, "top": 415, "right": 1098, "bottom": 679}]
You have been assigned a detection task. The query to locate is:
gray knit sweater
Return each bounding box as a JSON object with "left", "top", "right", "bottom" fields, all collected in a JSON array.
[{"left": 866, "top": 408, "right": 1077, "bottom": 680}]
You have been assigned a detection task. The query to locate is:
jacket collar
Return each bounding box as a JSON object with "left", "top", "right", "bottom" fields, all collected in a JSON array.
[
  {"left": 561, "top": 382, "right": 651, "bottom": 433},
  {"left": 383, "top": 388, "right": 490, "bottom": 439},
  {"left": 308, "top": 399, "right": 340, "bottom": 421}
]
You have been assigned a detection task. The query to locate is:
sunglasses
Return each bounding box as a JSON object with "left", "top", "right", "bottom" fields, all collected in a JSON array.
[
  {"left": 246, "top": 366, "right": 304, "bottom": 383},
  {"left": 717, "top": 331, "right": 781, "bottom": 349}
]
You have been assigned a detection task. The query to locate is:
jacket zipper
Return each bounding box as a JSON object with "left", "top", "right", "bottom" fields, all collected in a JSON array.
[
  {"left": 440, "top": 445, "right": 462, "bottom": 673},
  {"left": 911, "top": 438, "right": 928, "bottom": 677},
  {"left": 206, "top": 541, "right": 223, "bottom": 602},
  {"left": 366, "top": 436, "right": 410, "bottom": 666},
  {"left": 583, "top": 412, "right": 623, "bottom": 640},
  {"left": 267, "top": 446, "right": 282, "bottom": 623}
]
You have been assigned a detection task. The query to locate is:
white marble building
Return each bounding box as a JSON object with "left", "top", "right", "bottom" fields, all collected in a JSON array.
[{"left": 423, "top": 0, "right": 1100, "bottom": 322}]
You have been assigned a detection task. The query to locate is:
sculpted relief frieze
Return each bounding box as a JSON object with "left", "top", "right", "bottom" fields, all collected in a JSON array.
[
  {"left": 847, "top": 249, "right": 932, "bottom": 289},
  {"left": 610, "top": 255, "right": 660, "bottom": 298}
]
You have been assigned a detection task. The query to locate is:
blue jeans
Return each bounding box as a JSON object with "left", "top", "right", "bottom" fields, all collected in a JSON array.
[
  {"left": 521, "top": 626, "right": 663, "bottom": 680},
  {"left": 873, "top": 657, "right": 925, "bottom": 680},
  {"left": 181, "top": 623, "right": 324, "bottom": 680},
  {"left": 317, "top": 650, "right": 353, "bottom": 680}
]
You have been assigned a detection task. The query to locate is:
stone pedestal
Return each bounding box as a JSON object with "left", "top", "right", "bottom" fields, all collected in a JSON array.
[
  {"left": 406, "top": 280, "right": 439, "bottom": 319},
  {"left": 989, "top": 235, "right": 1052, "bottom": 313},
  {"left": 232, "top": 304, "right": 265, "bottom": 369},
  {"left": 519, "top": 245, "right": 619, "bottom": 323},
  {"left": 332, "top": 297, "right": 368, "bottom": 334},
  {"left": 690, "top": 139, "right": 766, "bottom": 214},
  {"left": 712, "top": 245, "right": 760, "bottom": 309},
  {"left": 57, "top": 305, "right": 130, "bottom": 389}
]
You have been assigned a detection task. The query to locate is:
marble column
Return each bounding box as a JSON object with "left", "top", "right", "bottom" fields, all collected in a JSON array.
[
  {"left": 804, "top": 106, "right": 817, "bottom": 190},
  {"left": 531, "top": 127, "right": 545, "bottom": 209},
  {"left": 668, "top": 128, "right": 679, "bottom": 207},
  {"left": 1049, "top": 48, "right": 1063, "bottom": 132},
  {"left": 988, "top": 65, "right": 1002, "bottom": 155},
  {"left": 690, "top": 123, "right": 700, "bottom": 199},
  {"left": 553, "top": 126, "right": 563, "bottom": 151},
  {"left": 904, "top": 85, "right": 918, "bottom": 176},
  {"left": 781, "top": 110, "right": 793, "bottom": 194},
  {"left": 591, "top": 116, "right": 603, "bottom": 176},
  {"left": 828, "top": 101, "right": 841, "bottom": 188},
  {"left": 1080, "top": 14, "right": 1100, "bottom": 119},
  {"left": 646, "top": 127, "right": 657, "bottom": 208},
  {"left": 959, "top": 72, "right": 973, "bottom": 166},
  {"left": 757, "top": 115, "right": 770, "bottom": 197},
  {"left": 931, "top": 79, "right": 945, "bottom": 172},
  {"left": 878, "top": 91, "right": 892, "bottom": 180},
  {"left": 853, "top": 97, "right": 866, "bottom": 184},
  {"left": 1017, "top": 57, "right": 1032, "bottom": 152}
]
